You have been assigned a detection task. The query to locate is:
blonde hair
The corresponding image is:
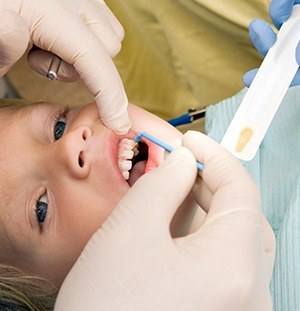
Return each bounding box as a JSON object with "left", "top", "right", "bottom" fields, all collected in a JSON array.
[
  {"left": 0, "top": 264, "right": 57, "bottom": 310},
  {"left": 0, "top": 98, "right": 58, "bottom": 310},
  {"left": 0, "top": 98, "right": 33, "bottom": 109}
]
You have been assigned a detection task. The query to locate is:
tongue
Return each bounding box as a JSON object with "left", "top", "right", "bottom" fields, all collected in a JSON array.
[{"left": 128, "top": 160, "right": 146, "bottom": 187}]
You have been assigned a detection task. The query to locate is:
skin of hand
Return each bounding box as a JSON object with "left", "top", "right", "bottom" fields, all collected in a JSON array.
[
  {"left": 243, "top": 0, "right": 300, "bottom": 87},
  {"left": 0, "top": 0, "right": 131, "bottom": 133},
  {"left": 54, "top": 131, "right": 275, "bottom": 311}
]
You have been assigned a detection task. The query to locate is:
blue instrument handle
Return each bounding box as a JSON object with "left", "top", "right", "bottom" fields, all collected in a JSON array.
[{"left": 168, "top": 113, "right": 191, "bottom": 126}]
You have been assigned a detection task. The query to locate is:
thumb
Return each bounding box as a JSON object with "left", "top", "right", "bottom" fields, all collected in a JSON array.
[
  {"left": 118, "top": 146, "right": 198, "bottom": 232},
  {"left": 0, "top": 10, "right": 30, "bottom": 77},
  {"left": 243, "top": 68, "right": 258, "bottom": 87},
  {"left": 182, "top": 131, "right": 260, "bottom": 218}
]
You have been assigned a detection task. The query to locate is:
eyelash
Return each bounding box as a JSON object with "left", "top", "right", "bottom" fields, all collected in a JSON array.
[
  {"left": 35, "top": 191, "right": 48, "bottom": 227},
  {"left": 52, "top": 105, "right": 70, "bottom": 141}
]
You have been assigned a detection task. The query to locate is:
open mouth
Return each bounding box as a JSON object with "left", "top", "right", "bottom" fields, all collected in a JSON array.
[{"left": 117, "top": 137, "right": 151, "bottom": 186}]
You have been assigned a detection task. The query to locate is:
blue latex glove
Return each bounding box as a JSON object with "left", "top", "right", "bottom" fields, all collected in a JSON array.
[{"left": 243, "top": 0, "right": 300, "bottom": 87}]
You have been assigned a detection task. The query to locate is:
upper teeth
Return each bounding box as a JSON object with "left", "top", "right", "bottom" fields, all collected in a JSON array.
[{"left": 118, "top": 138, "right": 139, "bottom": 180}]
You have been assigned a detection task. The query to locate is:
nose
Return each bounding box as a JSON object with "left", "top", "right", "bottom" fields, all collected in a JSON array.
[{"left": 53, "top": 125, "right": 92, "bottom": 179}]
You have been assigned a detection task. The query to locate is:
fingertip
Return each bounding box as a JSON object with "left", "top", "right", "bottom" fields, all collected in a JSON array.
[
  {"left": 242, "top": 74, "right": 250, "bottom": 87},
  {"left": 95, "top": 88, "right": 132, "bottom": 134},
  {"left": 103, "top": 113, "right": 132, "bottom": 135},
  {"left": 242, "top": 68, "right": 258, "bottom": 87},
  {"left": 248, "top": 19, "right": 276, "bottom": 56},
  {"left": 248, "top": 19, "right": 262, "bottom": 43},
  {"left": 296, "top": 40, "right": 300, "bottom": 65},
  {"left": 182, "top": 131, "right": 221, "bottom": 167}
]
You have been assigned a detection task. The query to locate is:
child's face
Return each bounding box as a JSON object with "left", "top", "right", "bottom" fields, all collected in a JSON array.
[{"left": 0, "top": 102, "right": 181, "bottom": 285}]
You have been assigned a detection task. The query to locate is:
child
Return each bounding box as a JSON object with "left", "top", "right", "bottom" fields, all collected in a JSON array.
[
  {"left": 1, "top": 83, "right": 299, "bottom": 310},
  {"left": 0, "top": 97, "right": 203, "bottom": 309}
]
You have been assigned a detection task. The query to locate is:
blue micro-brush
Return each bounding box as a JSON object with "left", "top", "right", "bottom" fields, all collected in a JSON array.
[{"left": 133, "top": 132, "right": 204, "bottom": 171}]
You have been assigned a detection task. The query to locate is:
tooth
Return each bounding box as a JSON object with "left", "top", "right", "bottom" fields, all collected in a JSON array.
[
  {"left": 122, "top": 171, "right": 130, "bottom": 180},
  {"left": 132, "top": 147, "right": 139, "bottom": 156},
  {"left": 119, "top": 138, "right": 137, "bottom": 149},
  {"left": 118, "top": 149, "right": 134, "bottom": 159},
  {"left": 119, "top": 160, "right": 132, "bottom": 171},
  {"left": 118, "top": 138, "right": 140, "bottom": 181}
]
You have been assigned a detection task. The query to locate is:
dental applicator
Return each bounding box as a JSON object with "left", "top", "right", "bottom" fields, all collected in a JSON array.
[
  {"left": 221, "top": 5, "right": 300, "bottom": 161},
  {"left": 133, "top": 132, "right": 204, "bottom": 171}
]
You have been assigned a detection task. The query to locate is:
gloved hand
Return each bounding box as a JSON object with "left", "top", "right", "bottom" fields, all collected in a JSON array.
[
  {"left": 54, "top": 131, "right": 275, "bottom": 311},
  {"left": 243, "top": 0, "right": 300, "bottom": 87},
  {"left": 0, "top": 0, "right": 131, "bottom": 133}
]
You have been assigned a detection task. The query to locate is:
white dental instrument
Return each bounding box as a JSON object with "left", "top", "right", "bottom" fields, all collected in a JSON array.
[{"left": 221, "top": 5, "right": 300, "bottom": 161}]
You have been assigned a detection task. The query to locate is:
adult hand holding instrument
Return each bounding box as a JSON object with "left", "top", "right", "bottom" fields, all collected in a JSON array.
[
  {"left": 0, "top": 0, "right": 131, "bottom": 134},
  {"left": 221, "top": 4, "right": 300, "bottom": 161},
  {"left": 55, "top": 130, "right": 274, "bottom": 311}
]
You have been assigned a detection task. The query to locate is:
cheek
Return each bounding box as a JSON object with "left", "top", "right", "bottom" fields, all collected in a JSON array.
[{"left": 54, "top": 179, "right": 128, "bottom": 244}]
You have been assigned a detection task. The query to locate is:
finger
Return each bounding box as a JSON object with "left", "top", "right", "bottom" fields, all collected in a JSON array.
[
  {"left": 27, "top": 49, "right": 80, "bottom": 82},
  {"left": 119, "top": 147, "right": 198, "bottom": 232},
  {"left": 182, "top": 131, "right": 269, "bottom": 258},
  {"left": 182, "top": 131, "right": 261, "bottom": 218},
  {"left": 269, "top": 0, "right": 298, "bottom": 29},
  {"left": 80, "top": 9, "right": 122, "bottom": 58},
  {"left": 190, "top": 176, "right": 213, "bottom": 213},
  {"left": 0, "top": 10, "right": 30, "bottom": 77},
  {"left": 29, "top": 8, "right": 131, "bottom": 134},
  {"left": 248, "top": 19, "right": 277, "bottom": 56},
  {"left": 100, "top": 1, "right": 125, "bottom": 41},
  {"left": 242, "top": 68, "right": 258, "bottom": 87},
  {"left": 295, "top": 40, "right": 300, "bottom": 67}
]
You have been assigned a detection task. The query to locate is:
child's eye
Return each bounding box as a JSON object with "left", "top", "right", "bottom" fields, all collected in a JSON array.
[
  {"left": 54, "top": 118, "right": 66, "bottom": 141},
  {"left": 36, "top": 194, "right": 48, "bottom": 224},
  {"left": 53, "top": 106, "right": 69, "bottom": 141}
]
